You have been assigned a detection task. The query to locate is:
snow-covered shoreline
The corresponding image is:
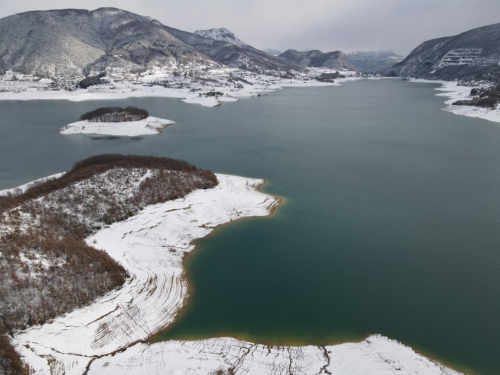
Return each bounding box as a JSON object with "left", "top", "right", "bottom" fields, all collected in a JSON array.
[
  {"left": 8, "top": 171, "right": 463, "bottom": 375},
  {"left": 59, "top": 116, "right": 176, "bottom": 136},
  {"left": 408, "top": 78, "right": 500, "bottom": 123},
  {"left": 0, "top": 172, "right": 65, "bottom": 196},
  {"left": 0, "top": 67, "right": 360, "bottom": 108},
  {"left": 13, "top": 173, "right": 281, "bottom": 373}
]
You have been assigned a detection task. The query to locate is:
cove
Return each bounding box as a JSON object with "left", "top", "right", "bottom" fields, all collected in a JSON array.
[{"left": 1, "top": 80, "right": 499, "bottom": 373}]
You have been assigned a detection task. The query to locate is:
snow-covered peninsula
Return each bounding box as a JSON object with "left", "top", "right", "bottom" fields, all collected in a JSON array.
[
  {"left": 59, "top": 116, "right": 176, "bottom": 136},
  {"left": 3, "top": 170, "right": 461, "bottom": 375}
]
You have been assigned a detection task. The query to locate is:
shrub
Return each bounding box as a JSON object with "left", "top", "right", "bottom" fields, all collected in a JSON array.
[
  {"left": 0, "top": 154, "right": 218, "bottom": 369},
  {"left": 78, "top": 76, "right": 103, "bottom": 89},
  {"left": 79, "top": 107, "right": 149, "bottom": 122}
]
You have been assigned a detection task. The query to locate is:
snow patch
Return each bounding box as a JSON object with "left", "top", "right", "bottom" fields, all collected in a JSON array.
[
  {"left": 194, "top": 28, "right": 247, "bottom": 48},
  {"left": 59, "top": 116, "right": 176, "bottom": 136}
]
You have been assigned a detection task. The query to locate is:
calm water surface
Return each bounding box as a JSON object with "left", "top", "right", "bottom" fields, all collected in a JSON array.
[{"left": 1, "top": 80, "right": 499, "bottom": 374}]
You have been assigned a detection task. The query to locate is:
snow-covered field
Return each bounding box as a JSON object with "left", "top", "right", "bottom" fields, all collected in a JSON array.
[
  {"left": 409, "top": 79, "right": 500, "bottom": 123},
  {"left": 88, "top": 335, "right": 460, "bottom": 375},
  {"left": 0, "top": 67, "right": 360, "bottom": 108},
  {"left": 59, "top": 116, "right": 176, "bottom": 136},
  {"left": 6, "top": 171, "right": 462, "bottom": 375}
]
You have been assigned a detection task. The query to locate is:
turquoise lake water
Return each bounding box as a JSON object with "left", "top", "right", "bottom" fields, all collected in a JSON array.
[{"left": 1, "top": 80, "right": 499, "bottom": 373}]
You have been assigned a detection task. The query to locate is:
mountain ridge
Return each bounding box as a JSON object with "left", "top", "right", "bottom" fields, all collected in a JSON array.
[
  {"left": 0, "top": 8, "right": 293, "bottom": 78},
  {"left": 278, "top": 49, "right": 356, "bottom": 71},
  {"left": 0, "top": 7, "right": 213, "bottom": 77},
  {"left": 347, "top": 50, "right": 404, "bottom": 73},
  {"left": 388, "top": 22, "right": 500, "bottom": 81}
]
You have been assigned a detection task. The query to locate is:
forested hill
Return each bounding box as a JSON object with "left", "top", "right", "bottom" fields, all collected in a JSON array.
[
  {"left": 278, "top": 49, "right": 357, "bottom": 71},
  {"left": 0, "top": 154, "right": 217, "bottom": 374}
]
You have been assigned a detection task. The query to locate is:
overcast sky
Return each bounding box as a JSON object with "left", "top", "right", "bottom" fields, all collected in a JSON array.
[{"left": 1, "top": 0, "right": 499, "bottom": 55}]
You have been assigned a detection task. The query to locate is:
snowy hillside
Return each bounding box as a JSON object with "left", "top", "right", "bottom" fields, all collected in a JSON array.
[{"left": 195, "top": 27, "right": 247, "bottom": 47}]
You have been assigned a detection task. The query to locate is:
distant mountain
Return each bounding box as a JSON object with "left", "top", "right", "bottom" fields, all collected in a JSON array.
[
  {"left": 0, "top": 8, "right": 213, "bottom": 78},
  {"left": 194, "top": 28, "right": 246, "bottom": 47},
  {"left": 347, "top": 51, "right": 404, "bottom": 73},
  {"left": 0, "top": 9, "right": 293, "bottom": 78},
  {"left": 264, "top": 49, "right": 283, "bottom": 56},
  {"left": 171, "top": 27, "right": 292, "bottom": 71},
  {"left": 278, "top": 49, "right": 356, "bottom": 70},
  {"left": 388, "top": 23, "right": 500, "bottom": 81}
]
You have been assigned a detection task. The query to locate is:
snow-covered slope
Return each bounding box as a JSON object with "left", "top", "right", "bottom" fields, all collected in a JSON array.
[
  {"left": 388, "top": 23, "right": 500, "bottom": 81},
  {"left": 166, "top": 26, "right": 293, "bottom": 71},
  {"left": 195, "top": 27, "right": 247, "bottom": 47},
  {"left": 0, "top": 8, "right": 216, "bottom": 78},
  {"left": 0, "top": 8, "right": 294, "bottom": 78},
  {"left": 13, "top": 174, "right": 280, "bottom": 373}
]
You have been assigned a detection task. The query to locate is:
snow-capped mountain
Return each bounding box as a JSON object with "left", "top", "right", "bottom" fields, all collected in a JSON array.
[
  {"left": 165, "top": 26, "right": 293, "bottom": 71},
  {"left": 388, "top": 23, "right": 500, "bottom": 81},
  {"left": 0, "top": 9, "right": 294, "bottom": 78},
  {"left": 194, "top": 28, "right": 247, "bottom": 47},
  {"left": 0, "top": 8, "right": 215, "bottom": 78},
  {"left": 278, "top": 49, "right": 357, "bottom": 71},
  {"left": 347, "top": 51, "right": 404, "bottom": 73}
]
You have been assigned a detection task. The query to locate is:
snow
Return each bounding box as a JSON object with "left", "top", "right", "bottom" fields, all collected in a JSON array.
[
  {"left": 0, "top": 67, "right": 361, "bottom": 108},
  {"left": 194, "top": 28, "right": 247, "bottom": 48},
  {"left": 88, "top": 335, "right": 461, "bottom": 375},
  {"left": 13, "top": 173, "right": 279, "bottom": 373},
  {"left": 0, "top": 172, "right": 65, "bottom": 196},
  {"left": 59, "top": 116, "right": 176, "bottom": 136},
  {"left": 9, "top": 171, "right": 462, "bottom": 374},
  {"left": 408, "top": 79, "right": 500, "bottom": 123}
]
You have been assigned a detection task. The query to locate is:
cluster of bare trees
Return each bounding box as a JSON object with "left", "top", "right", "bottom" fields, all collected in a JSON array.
[
  {"left": 453, "top": 85, "right": 500, "bottom": 108},
  {"left": 79, "top": 106, "right": 150, "bottom": 122},
  {"left": 0, "top": 154, "right": 218, "bottom": 374}
]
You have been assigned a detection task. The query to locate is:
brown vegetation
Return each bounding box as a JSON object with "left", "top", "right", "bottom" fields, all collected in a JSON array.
[
  {"left": 0, "top": 154, "right": 218, "bottom": 373},
  {"left": 453, "top": 85, "right": 500, "bottom": 108},
  {"left": 79, "top": 107, "right": 149, "bottom": 122}
]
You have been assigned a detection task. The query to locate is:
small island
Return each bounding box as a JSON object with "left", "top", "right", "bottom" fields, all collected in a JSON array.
[{"left": 59, "top": 106, "right": 177, "bottom": 136}]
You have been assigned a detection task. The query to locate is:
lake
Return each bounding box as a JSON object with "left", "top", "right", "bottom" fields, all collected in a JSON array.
[{"left": 1, "top": 80, "right": 499, "bottom": 374}]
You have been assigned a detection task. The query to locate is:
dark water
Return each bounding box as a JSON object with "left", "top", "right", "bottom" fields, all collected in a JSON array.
[{"left": 1, "top": 80, "right": 499, "bottom": 374}]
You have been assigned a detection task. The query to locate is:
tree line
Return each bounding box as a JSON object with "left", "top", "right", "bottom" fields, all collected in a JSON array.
[
  {"left": 79, "top": 107, "right": 150, "bottom": 122},
  {"left": 0, "top": 154, "right": 218, "bottom": 374},
  {"left": 453, "top": 85, "right": 500, "bottom": 108}
]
